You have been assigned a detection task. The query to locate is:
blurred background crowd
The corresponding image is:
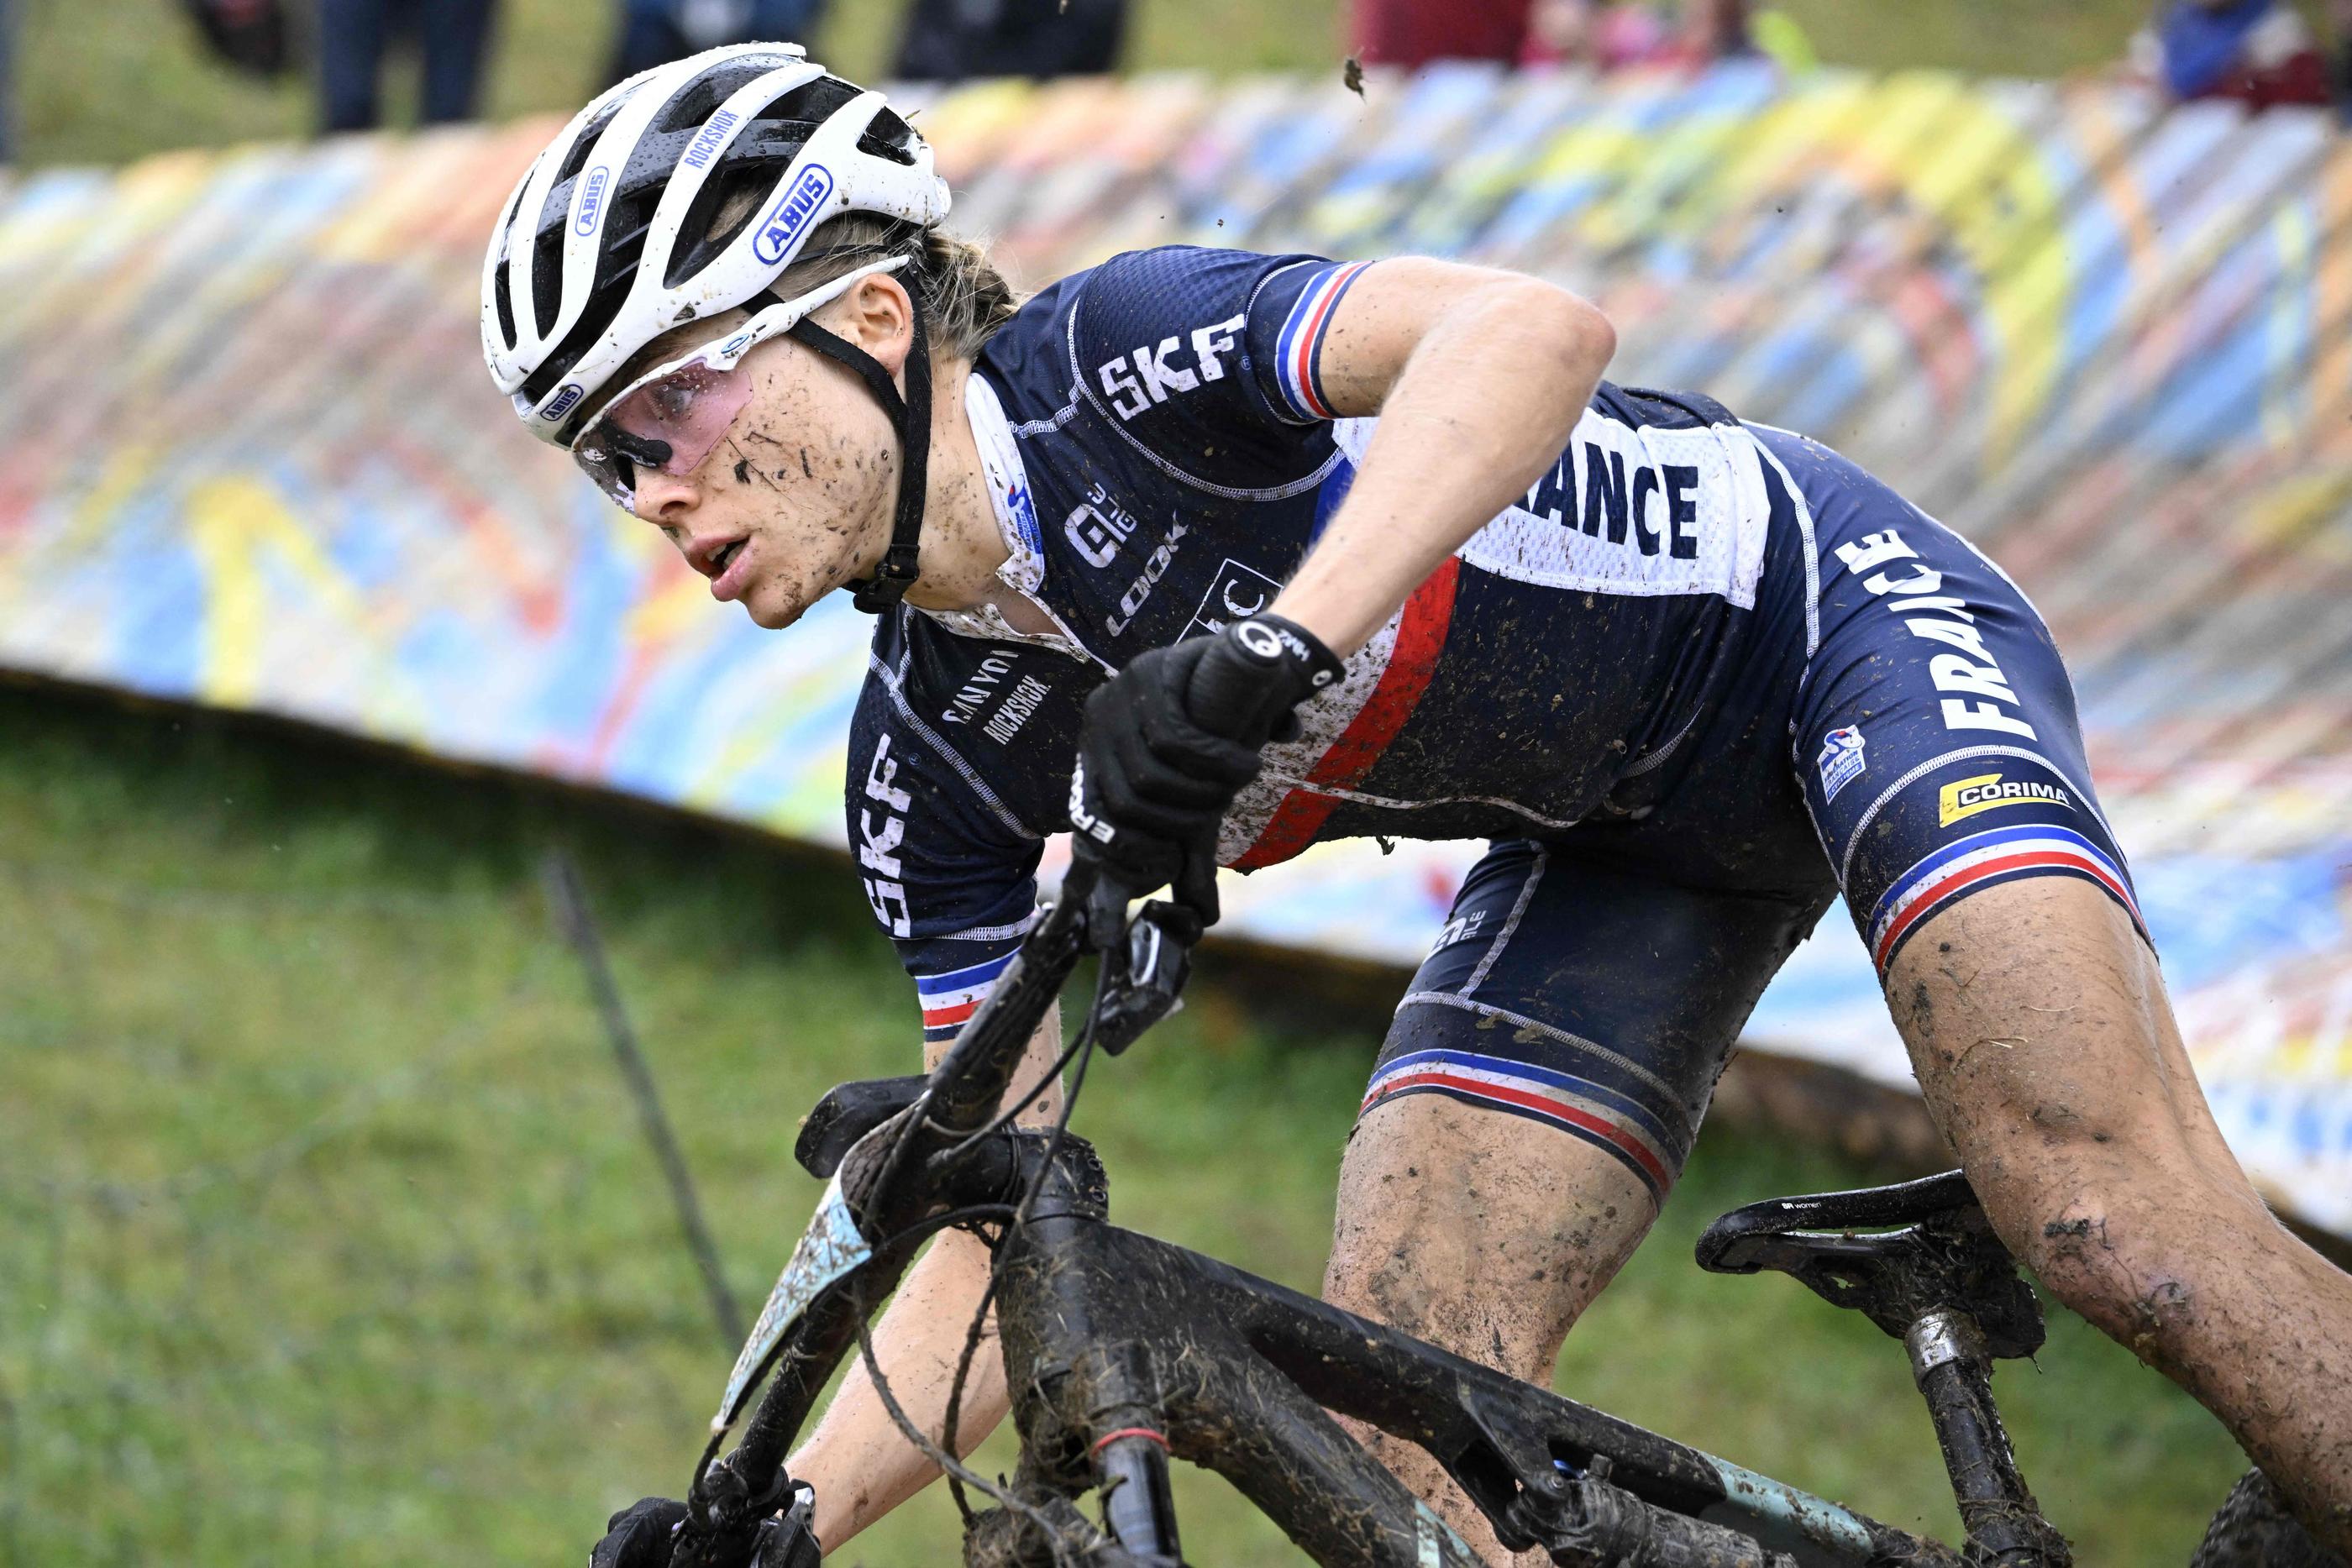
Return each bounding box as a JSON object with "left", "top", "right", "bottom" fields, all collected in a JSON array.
[
  {"left": 1, "top": 0, "right": 2344, "bottom": 160},
  {"left": 3, "top": 3, "right": 2349, "bottom": 1565}
]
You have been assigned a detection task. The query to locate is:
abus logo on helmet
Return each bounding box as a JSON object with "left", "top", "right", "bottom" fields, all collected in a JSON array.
[
  {"left": 543, "top": 382, "right": 586, "bottom": 421},
  {"left": 573, "top": 166, "right": 610, "bottom": 237},
  {"left": 752, "top": 164, "right": 834, "bottom": 266}
]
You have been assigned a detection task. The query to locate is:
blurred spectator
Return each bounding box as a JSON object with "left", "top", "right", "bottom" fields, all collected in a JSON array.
[
  {"left": 1522, "top": 0, "right": 1668, "bottom": 70},
  {"left": 609, "top": 0, "right": 826, "bottom": 84},
  {"left": 1522, "top": 0, "right": 1813, "bottom": 74},
  {"left": 1656, "top": 0, "right": 1814, "bottom": 71},
  {"left": 318, "top": 0, "right": 496, "bottom": 132},
  {"left": 892, "top": 0, "right": 1126, "bottom": 81},
  {"left": 181, "top": 0, "right": 295, "bottom": 77},
  {"left": 2126, "top": 0, "right": 2331, "bottom": 110},
  {"left": 1352, "top": 0, "right": 1530, "bottom": 69},
  {"left": 2334, "top": 0, "right": 2352, "bottom": 113}
]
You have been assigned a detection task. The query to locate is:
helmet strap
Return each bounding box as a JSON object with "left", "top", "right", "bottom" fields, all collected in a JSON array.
[{"left": 779, "top": 282, "right": 931, "bottom": 616}]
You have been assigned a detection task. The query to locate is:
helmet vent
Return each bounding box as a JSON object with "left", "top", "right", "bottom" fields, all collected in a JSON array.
[
  {"left": 664, "top": 165, "right": 771, "bottom": 289},
  {"left": 758, "top": 76, "right": 860, "bottom": 130},
  {"left": 554, "top": 97, "right": 628, "bottom": 188},
  {"left": 529, "top": 221, "right": 566, "bottom": 339},
  {"left": 519, "top": 272, "right": 634, "bottom": 412},
  {"left": 657, "top": 60, "right": 777, "bottom": 133},
  {"left": 492, "top": 258, "right": 518, "bottom": 350}
]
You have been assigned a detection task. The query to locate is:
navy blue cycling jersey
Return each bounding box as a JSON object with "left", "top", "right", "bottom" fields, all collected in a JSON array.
[
  {"left": 852, "top": 245, "right": 1788, "bottom": 1037},
  {"left": 848, "top": 246, "right": 2145, "bottom": 1168}
]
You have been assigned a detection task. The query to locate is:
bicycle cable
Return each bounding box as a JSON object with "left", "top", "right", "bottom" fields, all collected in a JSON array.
[{"left": 843, "top": 950, "right": 1116, "bottom": 1558}]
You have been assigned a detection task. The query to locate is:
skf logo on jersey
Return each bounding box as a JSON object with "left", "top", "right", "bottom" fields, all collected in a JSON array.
[
  {"left": 1816, "top": 725, "right": 1866, "bottom": 805},
  {"left": 859, "top": 734, "right": 913, "bottom": 936},
  {"left": 1939, "top": 773, "right": 2071, "bottom": 826},
  {"left": 573, "top": 166, "right": 610, "bottom": 237},
  {"left": 1096, "top": 314, "right": 1244, "bottom": 420},
  {"left": 753, "top": 164, "right": 834, "bottom": 266},
  {"left": 543, "top": 382, "right": 586, "bottom": 422}
]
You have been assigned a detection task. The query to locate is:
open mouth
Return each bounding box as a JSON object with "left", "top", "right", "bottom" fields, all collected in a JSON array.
[{"left": 710, "top": 539, "right": 748, "bottom": 575}]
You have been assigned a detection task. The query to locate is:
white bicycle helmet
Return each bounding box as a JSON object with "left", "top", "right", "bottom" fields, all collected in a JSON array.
[{"left": 482, "top": 45, "right": 954, "bottom": 610}]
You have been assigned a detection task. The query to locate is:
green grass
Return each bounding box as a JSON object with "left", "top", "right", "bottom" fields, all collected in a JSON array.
[
  {"left": 24, "top": 0, "right": 2343, "bottom": 169},
  {"left": 0, "top": 680, "right": 2247, "bottom": 1565}
]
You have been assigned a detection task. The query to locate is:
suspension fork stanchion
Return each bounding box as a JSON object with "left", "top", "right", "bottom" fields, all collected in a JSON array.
[
  {"left": 1010, "top": 1141, "right": 1184, "bottom": 1561},
  {"left": 1091, "top": 1420, "right": 1179, "bottom": 1557},
  {"left": 1906, "top": 1308, "right": 2071, "bottom": 1568}
]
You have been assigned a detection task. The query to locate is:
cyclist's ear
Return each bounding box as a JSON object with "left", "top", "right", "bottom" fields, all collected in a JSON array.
[{"left": 814, "top": 270, "right": 917, "bottom": 380}]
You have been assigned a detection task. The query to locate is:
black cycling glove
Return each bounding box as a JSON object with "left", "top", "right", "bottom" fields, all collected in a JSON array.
[
  {"left": 588, "top": 1484, "right": 819, "bottom": 1568},
  {"left": 1068, "top": 614, "right": 1344, "bottom": 947}
]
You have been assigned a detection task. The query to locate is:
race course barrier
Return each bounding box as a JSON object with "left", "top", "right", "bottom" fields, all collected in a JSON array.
[{"left": 0, "top": 61, "right": 2345, "bottom": 1230}]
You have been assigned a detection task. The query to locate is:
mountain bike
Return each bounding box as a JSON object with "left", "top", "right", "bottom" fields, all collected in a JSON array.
[{"left": 650, "top": 894, "right": 2334, "bottom": 1567}]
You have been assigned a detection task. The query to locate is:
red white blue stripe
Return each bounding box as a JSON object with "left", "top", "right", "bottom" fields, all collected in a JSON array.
[
  {"left": 916, "top": 951, "right": 1016, "bottom": 1042},
  {"left": 1272, "top": 261, "right": 1372, "bottom": 421},
  {"left": 1360, "top": 1046, "right": 1679, "bottom": 1204},
  {"left": 1867, "top": 823, "right": 2144, "bottom": 974}
]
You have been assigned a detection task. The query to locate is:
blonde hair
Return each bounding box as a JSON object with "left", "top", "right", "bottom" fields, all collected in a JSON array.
[
  {"left": 785, "top": 217, "right": 1022, "bottom": 363},
  {"left": 710, "top": 186, "right": 1021, "bottom": 361}
]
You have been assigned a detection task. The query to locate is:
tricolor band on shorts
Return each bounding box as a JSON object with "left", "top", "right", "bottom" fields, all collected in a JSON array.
[
  {"left": 915, "top": 949, "right": 1016, "bottom": 1043},
  {"left": 1362, "top": 1046, "right": 1681, "bottom": 1203},
  {"left": 1352, "top": 839, "right": 1788, "bottom": 1210},
  {"left": 1866, "top": 821, "right": 2145, "bottom": 974}
]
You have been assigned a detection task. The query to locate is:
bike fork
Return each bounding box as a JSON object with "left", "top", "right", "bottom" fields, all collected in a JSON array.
[
  {"left": 1079, "top": 1340, "right": 1182, "bottom": 1560},
  {"left": 1906, "top": 1308, "right": 2071, "bottom": 1567}
]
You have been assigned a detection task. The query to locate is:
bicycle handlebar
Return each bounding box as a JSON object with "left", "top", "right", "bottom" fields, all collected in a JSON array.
[{"left": 672, "top": 896, "right": 1190, "bottom": 1565}]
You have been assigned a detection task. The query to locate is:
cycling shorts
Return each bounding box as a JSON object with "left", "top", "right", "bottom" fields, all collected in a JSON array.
[{"left": 1360, "top": 424, "right": 2149, "bottom": 1207}]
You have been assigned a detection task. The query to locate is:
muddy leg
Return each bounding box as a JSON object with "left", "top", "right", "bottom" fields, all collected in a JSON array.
[
  {"left": 1889, "top": 876, "right": 2352, "bottom": 1550},
  {"left": 1323, "top": 1093, "right": 1656, "bottom": 1565}
]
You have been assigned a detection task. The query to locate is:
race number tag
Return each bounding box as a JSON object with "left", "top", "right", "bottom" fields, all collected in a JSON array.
[{"left": 712, "top": 1175, "right": 873, "bottom": 1434}]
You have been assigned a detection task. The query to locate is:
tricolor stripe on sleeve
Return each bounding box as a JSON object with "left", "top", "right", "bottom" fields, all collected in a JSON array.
[
  {"left": 1866, "top": 824, "right": 2145, "bottom": 974},
  {"left": 1271, "top": 261, "right": 1373, "bottom": 422},
  {"left": 915, "top": 951, "right": 1017, "bottom": 1043}
]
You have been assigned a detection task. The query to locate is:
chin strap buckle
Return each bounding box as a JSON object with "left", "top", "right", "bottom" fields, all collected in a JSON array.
[{"left": 850, "top": 546, "right": 922, "bottom": 614}]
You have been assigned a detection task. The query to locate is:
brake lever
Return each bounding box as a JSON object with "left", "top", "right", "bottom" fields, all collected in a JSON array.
[{"left": 1089, "top": 900, "right": 1194, "bottom": 1055}]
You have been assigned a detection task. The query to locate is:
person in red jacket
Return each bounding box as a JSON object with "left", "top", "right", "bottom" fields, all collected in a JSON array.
[{"left": 1352, "top": 0, "right": 1530, "bottom": 68}]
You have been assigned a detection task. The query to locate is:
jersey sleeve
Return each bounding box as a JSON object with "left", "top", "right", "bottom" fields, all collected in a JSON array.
[
  {"left": 1070, "top": 245, "right": 1373, "bottom": 485},
  {"left": 846, "top": 664, "right": 1044, "bottom": 1049}
]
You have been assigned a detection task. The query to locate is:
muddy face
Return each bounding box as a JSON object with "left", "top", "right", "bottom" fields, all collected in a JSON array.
[{"left": 621, "top": 301, "right": 900, "bottom": 631}]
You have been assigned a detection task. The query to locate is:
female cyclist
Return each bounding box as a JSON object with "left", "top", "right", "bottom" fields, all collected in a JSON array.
[{"left": 484, "top": 46, "right": 2352, "bottom": 1562}]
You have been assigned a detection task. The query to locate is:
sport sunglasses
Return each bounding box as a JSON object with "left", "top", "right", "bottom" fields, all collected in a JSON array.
[{"left": 568, "top": 256, "right": 908, "bottom": 510}]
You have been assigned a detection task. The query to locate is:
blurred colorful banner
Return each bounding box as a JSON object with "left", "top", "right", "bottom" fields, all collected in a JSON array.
[{"left": 0, "top": 63, "right": 2345, "bottom": 1230}]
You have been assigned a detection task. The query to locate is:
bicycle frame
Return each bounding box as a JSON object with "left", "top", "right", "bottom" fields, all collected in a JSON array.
[
  {"left": 984, "top": 1148, "right": 1960, "bottom": 1567},
  {"left": 667, "top": 899, "right": 2036, "bottom": 1567}
]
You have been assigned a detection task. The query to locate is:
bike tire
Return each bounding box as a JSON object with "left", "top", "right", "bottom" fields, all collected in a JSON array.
[{"left": 2189, "top": 1470, "right": 2347, "bottom": 1568}]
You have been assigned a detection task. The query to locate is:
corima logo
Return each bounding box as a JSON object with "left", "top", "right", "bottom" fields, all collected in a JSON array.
[
  {"left": 573, "top": 166, "right": 610, "bottom": 237},
  {"left": 1938, "top": 773, "right": 2070, "bottom": 827},
  {"left": 752, "top": 164, "right": 833, "bottom": 266},
  {"left": 543, "top": 382, "right": 586, "bottom": 421}
]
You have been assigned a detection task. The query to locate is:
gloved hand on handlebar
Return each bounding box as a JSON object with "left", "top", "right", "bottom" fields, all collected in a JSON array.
[
  {"left": 588, "top": 1483, "right": 821, "bottom": 1568},
  {"left": 1067, "top": 614, "right": 1344, "bottom": 949}
]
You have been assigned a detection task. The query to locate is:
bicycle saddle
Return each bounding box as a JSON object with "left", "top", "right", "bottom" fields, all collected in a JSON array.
[{"left": 1696, "top": 1169, "right": 2045, "bottom": 1358}]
